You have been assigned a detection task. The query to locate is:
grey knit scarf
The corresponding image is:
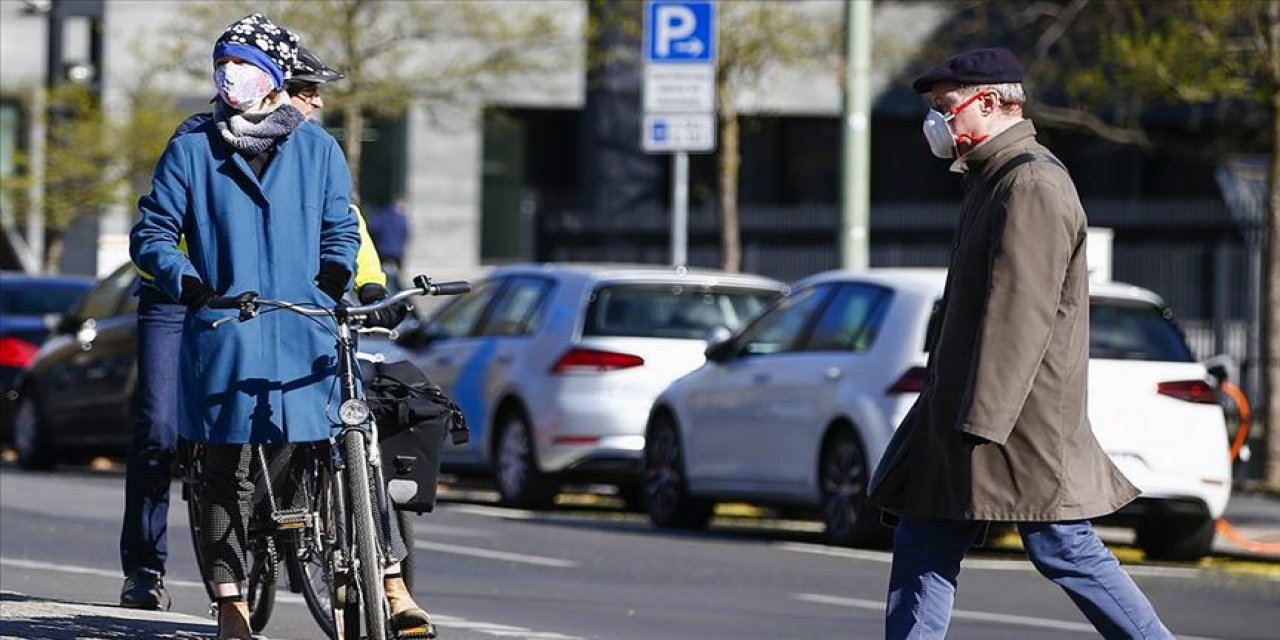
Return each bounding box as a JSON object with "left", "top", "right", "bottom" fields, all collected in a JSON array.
[{"left": 214, "top": 99, "right": 305, "bottom": 157}]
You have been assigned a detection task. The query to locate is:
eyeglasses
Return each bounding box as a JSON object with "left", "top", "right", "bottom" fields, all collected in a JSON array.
[{"left": 938, "top": 91, "right": 990, "bottom": 124}]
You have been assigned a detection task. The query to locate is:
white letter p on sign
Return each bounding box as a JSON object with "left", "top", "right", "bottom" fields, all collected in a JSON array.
[{"left": 655, "top": 5, "right": 696, "bottom": 57}]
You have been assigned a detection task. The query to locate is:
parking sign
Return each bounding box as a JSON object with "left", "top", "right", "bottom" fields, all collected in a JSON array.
[
  {"left": 642, "top": 0, "right": 716, "bottom": 153},
  {"left": 645, "top": 0, "right": 715, "bottom": 63}
]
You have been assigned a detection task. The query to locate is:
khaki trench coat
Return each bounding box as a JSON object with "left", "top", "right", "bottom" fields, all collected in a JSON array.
[{"left": 899, "top": 120, "right": 1139, "bottom": 522}]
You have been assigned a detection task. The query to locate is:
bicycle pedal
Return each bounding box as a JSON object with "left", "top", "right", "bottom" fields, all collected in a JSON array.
[
  {"left": 395, "top": 626, "right": 437, "bottom": 639},
  {"left": 271, "top": 509, "right": 310, "bottom": 529}
]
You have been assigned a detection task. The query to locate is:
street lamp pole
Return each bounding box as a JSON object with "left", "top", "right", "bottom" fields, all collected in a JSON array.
[{"left": 840, "top": 0, "right": 872, "bottom": 270}]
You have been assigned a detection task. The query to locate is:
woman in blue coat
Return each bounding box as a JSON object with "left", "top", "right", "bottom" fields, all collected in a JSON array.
[{"left": 129, "top": 14, "right": 357, "bottom": 639}]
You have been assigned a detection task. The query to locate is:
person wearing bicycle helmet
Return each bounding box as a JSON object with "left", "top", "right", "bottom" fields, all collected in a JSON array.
[
  {"left": 130, "top": 14, "right": 359, "bottom": 639},
  {"left": 287, "top": 46, "right": 431, "bottom": 634}
]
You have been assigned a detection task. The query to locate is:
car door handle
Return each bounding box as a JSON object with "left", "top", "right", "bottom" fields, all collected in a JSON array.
[
  {"left": 752, "top": 373, "right": 771, "bottom": 384},
  {"left": 85, "top": 366, "right": 109, "bottom": 381},
  {"left": 825, "top": 367, "right": 842, "bottom": 381},
  {"left": 495, "top": 354, "right": 515, "bottom": 366},
  {"left": 433, "top": 357, "right": 453, "bottom": 368}
]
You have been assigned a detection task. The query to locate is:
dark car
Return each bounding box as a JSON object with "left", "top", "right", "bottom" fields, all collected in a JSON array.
[
  {"left": 8, "top": 262, "right": 407, "bottom": 469},
  {"left": 1, "top": 272, "right": 94, "bottom": 436},
  {"left": 10, "top": 263, "right": 140, "bottom": 468}
]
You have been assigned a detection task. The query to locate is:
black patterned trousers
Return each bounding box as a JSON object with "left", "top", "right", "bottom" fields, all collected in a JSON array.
[{"left": 198, "top": 443, "right": 409, "bottom": 588}]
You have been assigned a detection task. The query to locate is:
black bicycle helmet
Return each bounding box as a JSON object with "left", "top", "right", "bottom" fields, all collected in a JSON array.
[{"left": 288, "top": 45, "right": 344, "bottom": 85}]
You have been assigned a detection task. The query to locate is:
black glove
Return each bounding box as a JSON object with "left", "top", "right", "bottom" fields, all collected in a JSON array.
[
  {"left": 358, "top": 283, "right": 409, "bottom": 329},
  {"left": 315, "top": 262, "right": 352, "bottom": 304},
  {"left": 179, "top": 276, "right": 216, "bottom": 310}
]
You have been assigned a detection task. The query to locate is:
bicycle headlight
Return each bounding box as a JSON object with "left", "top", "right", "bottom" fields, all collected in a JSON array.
[{"left": 339, "top": 399, "right": 371, "bottom": 426}]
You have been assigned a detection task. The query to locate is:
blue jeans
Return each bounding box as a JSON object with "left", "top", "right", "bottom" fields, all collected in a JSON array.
[
  {"left": 886, "top": 517, "right": 1173, "bottom": 640},
  {"left": 119, "top": 286, "right": 185, "bottom": 576}
]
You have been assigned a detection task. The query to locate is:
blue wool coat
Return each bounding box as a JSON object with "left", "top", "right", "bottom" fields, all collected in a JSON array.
[{"left": 130, "top": 118, "right": 359, "bottom": 444}]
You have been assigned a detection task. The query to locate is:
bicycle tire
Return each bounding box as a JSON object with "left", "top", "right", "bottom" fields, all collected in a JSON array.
[
  {"left": 181, "top": 442, "right": 218, "bottom": 604},
  {"left": 247, "top": 551, "right": 277, "bottom": 632},
  {"left": 345, "top": 430, "right": 388, "bottom": 640},
  {"left": 290, "top": 460, "right": 339, "bottom": 639},
  {"left": 185, "top": 482, "right": 218, "bottom": 603}
]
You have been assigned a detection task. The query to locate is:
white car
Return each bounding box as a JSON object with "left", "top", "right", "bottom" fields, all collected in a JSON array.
[
  {"left": 397, "top": 263, "right": 785, "bottom": 508},
  {"left": 646, "top": 268, "right": 1231, "bottom": 560}
]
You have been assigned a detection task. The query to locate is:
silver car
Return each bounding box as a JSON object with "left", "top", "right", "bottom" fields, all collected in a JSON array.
[{"left": 398, "top": 263, "right": 785, "bottom": 508}]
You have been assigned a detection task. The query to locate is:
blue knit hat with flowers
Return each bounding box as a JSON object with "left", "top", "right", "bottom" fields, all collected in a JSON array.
[{"left": 212, "top": 13, "right": 299, "bottom": 89}]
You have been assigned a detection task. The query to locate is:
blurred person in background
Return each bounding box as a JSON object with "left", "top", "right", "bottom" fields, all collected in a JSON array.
[
  {"left": 876, "top": 47, "right": 1172, "bottom": 640},
  {"left": 368, "top": 198, "right": 410, "bottom": 289}
]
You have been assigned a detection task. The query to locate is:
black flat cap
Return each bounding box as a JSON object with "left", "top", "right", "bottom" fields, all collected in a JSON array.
[{"left": 912, "top": 47, "right": 1025, "bottom": 93}]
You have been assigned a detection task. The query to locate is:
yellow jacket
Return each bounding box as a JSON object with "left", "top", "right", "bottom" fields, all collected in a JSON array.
[{"left": 138, "top": 203, "right": 387, "bottom": 292}]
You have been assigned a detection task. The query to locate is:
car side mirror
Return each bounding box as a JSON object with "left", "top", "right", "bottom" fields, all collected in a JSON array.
[{"left": 704, "top": 328, "right": 736, "bottom": 364}]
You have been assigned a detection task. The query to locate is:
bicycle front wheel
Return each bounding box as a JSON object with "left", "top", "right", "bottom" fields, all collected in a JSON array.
[{"left": 344, "top": 430, "right": 388, "bottom": 640}]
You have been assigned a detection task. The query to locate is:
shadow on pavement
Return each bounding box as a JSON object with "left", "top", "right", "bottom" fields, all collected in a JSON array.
[{"left": 0, "top": 592, "right": 211, "bottom": 640}]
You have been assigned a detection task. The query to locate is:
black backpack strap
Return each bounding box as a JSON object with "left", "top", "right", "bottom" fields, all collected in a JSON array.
[{"left": 984, "top": 152, "right": 1066, "bottom": 190}]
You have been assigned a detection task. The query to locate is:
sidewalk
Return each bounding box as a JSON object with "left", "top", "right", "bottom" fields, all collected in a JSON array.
[{"left": 0, "top": 591, "right": 214, "bottom": 640}]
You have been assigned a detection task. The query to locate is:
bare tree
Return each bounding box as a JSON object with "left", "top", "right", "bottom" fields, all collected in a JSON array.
[
  {"left": 713, "top": 2, "right": 839, "bottom": 271},
  {"left": 160, "top": 0, "right": 569, "bottom": 197}
]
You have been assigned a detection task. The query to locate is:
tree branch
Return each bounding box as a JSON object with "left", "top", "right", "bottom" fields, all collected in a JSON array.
[{"left": 1031, "top": 104, "right": 1154, "bottom": 150}]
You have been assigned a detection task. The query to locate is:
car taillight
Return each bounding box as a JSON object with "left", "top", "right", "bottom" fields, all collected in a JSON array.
[
  {"left": 0, "top": 337, "right": 39, "bottom": 369},
  {"left": 550, "top": 347, "right": 645, "bottom": 374},
  {"left": 887, "top": 366, "right": 928, "bottom": 394},
  {"left": 1156, "top": 380, "right": 1219, "bottom": 404}
]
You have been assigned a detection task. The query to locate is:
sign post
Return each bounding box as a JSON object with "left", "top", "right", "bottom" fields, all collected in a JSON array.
[{"left": 642, "top": 0, "right": 717, "bottom": 267}]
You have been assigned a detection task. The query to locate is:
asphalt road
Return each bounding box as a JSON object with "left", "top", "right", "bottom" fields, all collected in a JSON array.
[{"left": 1, "top": 467, "right": 1277, "bottom": 640}]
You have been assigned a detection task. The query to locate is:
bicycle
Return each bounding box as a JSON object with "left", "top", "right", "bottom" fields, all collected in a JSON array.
[{"left": 182, "top": 275, "right": 470, "bottom": 640}]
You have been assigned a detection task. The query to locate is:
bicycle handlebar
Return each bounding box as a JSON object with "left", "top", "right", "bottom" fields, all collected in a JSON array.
[{"left": 207, "top": 275, "right": 472, "bottom": 327}]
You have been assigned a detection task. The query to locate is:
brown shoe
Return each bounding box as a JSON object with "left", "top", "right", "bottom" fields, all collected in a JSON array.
[
  {"left": 216, "top": 599, "right": 252, "bottom": 640},
  {"left": 384, "top": 576, "right": 435, "bottom": 637}
]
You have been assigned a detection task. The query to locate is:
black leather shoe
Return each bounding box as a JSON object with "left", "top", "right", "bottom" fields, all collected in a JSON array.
[{"left": 119, "top": 570, "right": 171, "bottom": 610}]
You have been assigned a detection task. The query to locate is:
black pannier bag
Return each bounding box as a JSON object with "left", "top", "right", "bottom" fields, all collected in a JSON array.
[{"left": 359, "top": 359, "right": 469, "bottom": 513}]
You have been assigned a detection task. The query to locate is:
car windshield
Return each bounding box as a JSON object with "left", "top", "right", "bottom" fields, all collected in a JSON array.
[
  {"left": 1090, "top": 298, "right": 1194, "bottom": 362},
  {"left": 0, "top": 282, "right": 89, "bottom": 316},
  {"left": 584, "top": 283, "right": 776, "bottom": 339}
]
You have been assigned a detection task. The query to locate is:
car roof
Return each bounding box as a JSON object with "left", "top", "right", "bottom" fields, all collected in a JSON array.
[
  {"left": 484, "top": 262, "right": 787, "bottom": 291},
  {"left": 796, "top": 268, "right": 1167, "bottom": 307},
  {"left": 0, "top": 271, "right": 95, "bottom": 289}
]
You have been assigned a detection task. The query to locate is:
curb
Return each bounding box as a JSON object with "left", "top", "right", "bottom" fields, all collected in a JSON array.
[{"left": 0, "top": 590, "right": 214, "bottom": 639}]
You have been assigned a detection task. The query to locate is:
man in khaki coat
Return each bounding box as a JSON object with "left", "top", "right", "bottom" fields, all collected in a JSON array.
[{"left": 884, "top": 48, "right": 1173, "bottom": 639}]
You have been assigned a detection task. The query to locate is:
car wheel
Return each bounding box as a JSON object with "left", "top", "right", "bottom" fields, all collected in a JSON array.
[
  {"left": 13, "top": 392, "right": 56, "bottom": 471},
  {"left": 820, "top": 427, "right": 890, "bottom": 549},
  {"left": 644, "top": 413, "right": 713, "bottom": 530},
  {"left": 494, "top": 409, "right": 556, "bottom": 509},
  {"left": 1136, "top": 514, "right": 1216, "bottom": 561}
]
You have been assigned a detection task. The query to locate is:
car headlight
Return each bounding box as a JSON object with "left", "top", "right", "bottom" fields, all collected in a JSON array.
[{"left": 339, "top": 399, "right": 371, "bottom": 426}]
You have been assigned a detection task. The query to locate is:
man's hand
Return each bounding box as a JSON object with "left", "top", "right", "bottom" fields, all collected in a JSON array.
[{"left": 357, "top": 283, "right": 408, "bottom": 329}]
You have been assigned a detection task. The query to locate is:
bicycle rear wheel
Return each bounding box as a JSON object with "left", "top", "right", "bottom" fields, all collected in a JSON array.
[
  {"left": 246, "top": 550, "right": 277, "bottom": 632},
  {"left": 181, "top": 441, "right": 217, "bottom": 604},
  {"left": 344, "top": 429, "right": 388, "bottom": 640}
]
